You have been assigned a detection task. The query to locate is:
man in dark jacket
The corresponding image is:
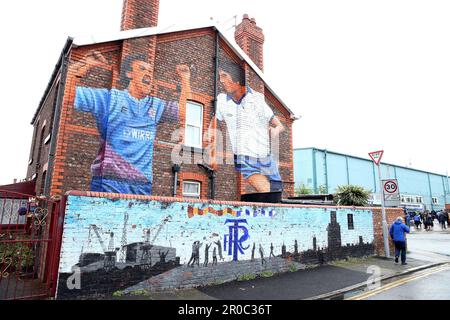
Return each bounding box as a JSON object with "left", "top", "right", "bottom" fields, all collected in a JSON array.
[{"left": 389, "top": 217, "right": 410, "bottom": 265}]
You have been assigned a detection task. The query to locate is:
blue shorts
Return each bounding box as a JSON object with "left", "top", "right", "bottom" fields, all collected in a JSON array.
[
  {"left": 234, "top": 155, "right": 283, "bottom": 191},
  {"left": 91, "top": 176, "right": 152, "bottom": 195}
]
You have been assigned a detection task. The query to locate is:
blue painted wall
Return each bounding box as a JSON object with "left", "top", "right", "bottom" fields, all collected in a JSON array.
[
  {"left": 294, "top": 148, "right": 450, "bottom": 211},
  {"left": 56, "top": 195, "right": 375, "bottom": 298}
]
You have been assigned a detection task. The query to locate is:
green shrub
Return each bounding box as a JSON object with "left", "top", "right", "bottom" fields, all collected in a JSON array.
[
  {"left": 334, "top": 185, "right": 371, "bottom": 206},
  {"left": 295, "top": 184, "right": 313, "bottom": 196}
]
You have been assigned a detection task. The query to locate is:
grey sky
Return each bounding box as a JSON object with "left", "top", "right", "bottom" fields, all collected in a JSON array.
[{"left": 0, "top": 0, "right": 449, "bottom": 185}]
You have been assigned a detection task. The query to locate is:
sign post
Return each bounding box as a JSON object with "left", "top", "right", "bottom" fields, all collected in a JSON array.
[
  {"left": 382, "top": 179, "right": 400, "bottom": 207},
  {"left": 369, "top": 150, "right": 390, "bottom": 258}
]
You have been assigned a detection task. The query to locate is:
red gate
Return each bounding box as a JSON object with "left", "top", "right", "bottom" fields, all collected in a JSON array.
[{"left": 0, "top": 190, "right": 64, "bottom": 300}]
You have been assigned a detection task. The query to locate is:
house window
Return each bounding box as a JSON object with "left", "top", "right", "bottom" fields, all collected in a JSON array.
[
  {"left": 347, "top": 214, "right": 354, "bottom": 230},
  {"left": 183, "top": 181, "right": 201, "bottom": 199},
  {"left": 416, "top": 196, "right": 423, "bottom": 204},
  {"left": 185, "top": 101, "right": 203, "bottom": 148},
  {"left": 432, "top": 197, "right": 439, "bottom": 205}
]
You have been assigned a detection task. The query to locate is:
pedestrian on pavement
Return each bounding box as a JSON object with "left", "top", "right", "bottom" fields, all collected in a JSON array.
[
  {"left": 404, "top": 209, "right": 410, "bottom": 228},
  {"left": 413, "top": 214, "right": 421, "bottom": 230},
  {"left": 438, "top": 211, "right": 447, "bottom": 230},
  {"left": 426, "top": 213, "right": 434, "bottom": 231},
  {"left": 389, "top": 216, "right": 410, "bottom": 265}
]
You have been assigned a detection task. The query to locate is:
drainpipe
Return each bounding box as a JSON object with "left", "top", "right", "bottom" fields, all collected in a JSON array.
[
  {"left": 172, "top": 165, "right": 181, "bottom": 197},
  {"left": 213, "top": 30, "right": 220, "bottom": 114},
  {"left": 44, "top": 38, "right": 73, "bottom": 197},
  {"left": 206, "top": 30, "right": 220, "bottom": 200},
  {"left": 198, "top": 164, "right": 216, "bottom": 200},
  {"left": 312, "top": 149, "right": 318, "bottom": 193},
  {"left": 324, "top": 149, "right": 329, "bottom": 194},
  {"left": 345, "top": 156, "right": 350, "bottom": 185},
  {"left": 427, "top": 173, "right": 434, "bottom": 211},
  {"left": 442, "top": 176, "right": 447, "bottom": 206}
]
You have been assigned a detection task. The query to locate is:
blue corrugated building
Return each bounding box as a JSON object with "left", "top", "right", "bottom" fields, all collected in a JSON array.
[{"left": 294, "top": 148, "right": 450, "bottom": 212}]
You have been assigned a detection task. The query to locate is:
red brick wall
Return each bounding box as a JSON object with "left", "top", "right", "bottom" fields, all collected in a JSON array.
[
  {"left": 372, "top": 208, "right": 403, "bottom": 257},
  {"left": 45, "top": 28, "right": 294, "bottom": 201},
  {"left": 27, "top": 76, "right": 61, "bottom": 195}
]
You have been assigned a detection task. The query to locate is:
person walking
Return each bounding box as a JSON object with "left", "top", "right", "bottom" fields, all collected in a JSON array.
[
  {"left": 413, "top": 214, "right": 421, "bottom": 230},
  {"left": 389, "top": 217, "right": 410, "bottom": 265},
  {"left": 426, "top": 213, "right": 434, "bottom": 231},
  {"left": 438, "top": 211, "right": 447, "bottom": 230},
  {"left": 404, "top": 209, "right": 411, "bottom": 228}
]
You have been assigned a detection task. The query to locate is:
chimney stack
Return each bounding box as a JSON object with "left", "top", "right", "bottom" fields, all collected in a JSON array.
[
  {"left": 235, "top": 14, "right": 265, "bottom": 71},
  {"left": 121, "top": 0, "right": 160, "bottom": 31}
]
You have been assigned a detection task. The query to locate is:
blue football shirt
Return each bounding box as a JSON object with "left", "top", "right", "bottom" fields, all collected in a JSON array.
[{"left": 75, "top": 87, "right": 177, "bottom": 191}]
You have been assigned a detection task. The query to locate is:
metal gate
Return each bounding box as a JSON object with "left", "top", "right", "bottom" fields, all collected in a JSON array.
[{"left": 0, "top": 190, "right": 63, "bottom": 300}]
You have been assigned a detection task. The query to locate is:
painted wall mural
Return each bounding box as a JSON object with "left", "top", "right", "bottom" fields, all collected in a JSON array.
[
  {"left": 56, "top": 196, "right": 375, "bottom": 299},
  {"left": 72, "top": 51, "right": 191, "bottom": 195},
  {"left": 70, "top": 43, "right": 288, "bottom": 198},
  {"left": 213, "top": 55, "right": 285, "bottom": 194}
]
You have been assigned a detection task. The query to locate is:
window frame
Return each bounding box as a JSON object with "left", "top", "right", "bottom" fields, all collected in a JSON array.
[
  {"left": 184, "top": 101, "right": 204, "bottom": 149},
  {"left": 347, "top": 214, "right": 355, "bottom": 230},
  {"left": 182, "top": 181, "right": 201, "bottom": 199}
]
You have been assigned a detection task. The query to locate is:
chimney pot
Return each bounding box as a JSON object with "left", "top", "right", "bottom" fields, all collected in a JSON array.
[{"left": 235, "top": 14, "right": 265, "bottom": 71}]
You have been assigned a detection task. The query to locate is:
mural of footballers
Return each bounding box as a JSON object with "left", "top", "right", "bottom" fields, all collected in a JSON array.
[
  {"left": 214, "top": 59, "right": 284, "bottom": 193},
  {"left": 72, "top": 51, "right": 191, "bottom": 195}
]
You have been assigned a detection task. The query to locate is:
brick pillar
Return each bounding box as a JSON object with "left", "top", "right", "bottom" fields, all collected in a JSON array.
[
  {"left": 235, "top": 14, "right": 265, "bottom": 72},
  {"left": 121, "top": 0, "right": 160, "bottom": 31}
]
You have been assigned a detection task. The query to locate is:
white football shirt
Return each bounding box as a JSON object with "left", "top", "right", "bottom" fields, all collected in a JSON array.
[{"left": 217, "top": 88, "right": 274, "bottom": 158}]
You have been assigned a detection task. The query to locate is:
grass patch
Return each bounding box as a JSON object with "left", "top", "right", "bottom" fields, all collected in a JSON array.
[
  {"left": 260, "top": 271, "right": 275, "bottom": 278},
  {"left": 237, "top": 274, "right": 257, "bottom": 282},
  {"left": 288, "top": 264, "right": 298, "bottom": 273},
  {"left": 112, "top": 291, "right": 124, "bottom": 298},
  {"left": 130, "top": 289, "right": 149, "bottom": 296}
]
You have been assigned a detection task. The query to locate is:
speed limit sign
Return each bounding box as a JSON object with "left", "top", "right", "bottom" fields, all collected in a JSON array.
[
  {"left": 384, "top": 180, "right": 398, "bottom": 194},
  {"left": 382, "top": 179, "right": 400, "bottom": 207}
]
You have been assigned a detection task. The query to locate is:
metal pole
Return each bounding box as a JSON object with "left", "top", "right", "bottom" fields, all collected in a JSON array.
[{"left": 378, "top": 164, "right": 390, "bottom": 258}]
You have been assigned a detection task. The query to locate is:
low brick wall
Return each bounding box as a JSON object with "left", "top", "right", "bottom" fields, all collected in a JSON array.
[
  {"left": 55, "top": 191, "right": 396, "bottom": 299},
  {"left": 372, "top": 208, "right": 403, "bottom": 257}
]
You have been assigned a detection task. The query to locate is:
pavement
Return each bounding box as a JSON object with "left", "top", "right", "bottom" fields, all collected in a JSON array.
[
  {"left": 111, "top": 256, "right": 435, "bottom": 300},
  {"left": 106, "top": 221, "right": 450, "bottom": 300},
  {"left": 341, "top": 222, "right": 450, "bottom": 300}
]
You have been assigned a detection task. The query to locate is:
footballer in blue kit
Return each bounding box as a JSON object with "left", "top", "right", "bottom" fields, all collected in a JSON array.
[{"left": 73, "top": 51, "right": 192, "bottom": 195}]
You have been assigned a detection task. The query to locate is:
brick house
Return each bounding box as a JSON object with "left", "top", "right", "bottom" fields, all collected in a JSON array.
[{"left": 25, "top": 0, "right": 298, "bottom": 202}]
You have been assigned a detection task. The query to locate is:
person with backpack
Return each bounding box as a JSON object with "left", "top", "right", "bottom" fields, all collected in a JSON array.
[{"left": 389, "top": 217, "right": 410, "bottom": 265}]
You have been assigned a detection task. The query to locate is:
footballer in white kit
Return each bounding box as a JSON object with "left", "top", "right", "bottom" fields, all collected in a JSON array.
[{"left": 216, "top": 61, "right": 285, "bottom": 193}]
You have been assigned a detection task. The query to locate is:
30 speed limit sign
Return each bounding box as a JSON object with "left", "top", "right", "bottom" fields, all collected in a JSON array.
[
  {"left": 384, "top": 180, "right": 398, "bottom": 194},
  {"left": 382, "top": 179, "right": 400, "bottom": 207}
]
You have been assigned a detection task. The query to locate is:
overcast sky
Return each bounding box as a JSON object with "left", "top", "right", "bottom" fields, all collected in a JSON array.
[{"left": 0, "top": 0, "right": 449, "bottom": 185}]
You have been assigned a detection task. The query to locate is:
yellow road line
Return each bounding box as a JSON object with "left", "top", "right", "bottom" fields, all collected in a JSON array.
[{"left": 346, "top": 264, "right": 450, "bottom": 300}]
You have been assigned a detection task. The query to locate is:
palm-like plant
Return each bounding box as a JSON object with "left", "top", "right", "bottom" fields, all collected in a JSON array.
[
  {"left": 295, "top": 184, "right": 313, "bottom": 196},
  {"left": 334, "top": 185, "right": 371, "bottom": 206}
]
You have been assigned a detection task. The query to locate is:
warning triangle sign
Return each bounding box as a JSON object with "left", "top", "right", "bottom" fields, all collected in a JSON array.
[{"left": 369, "top": 150, "right": 384, "bottom": 166}]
